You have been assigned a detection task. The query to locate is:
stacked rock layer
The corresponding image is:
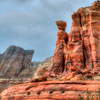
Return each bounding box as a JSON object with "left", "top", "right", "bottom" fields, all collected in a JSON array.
[{"left": 1, "top": 81, "right": 100, "bottom": 100}]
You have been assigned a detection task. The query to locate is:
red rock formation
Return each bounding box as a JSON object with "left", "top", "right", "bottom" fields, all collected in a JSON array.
[
  {"left": 51, "top": 1, "right": 100, "bottom": 78},
  {"left": 51, "top": 21, "right": 68, "bottom": 75}
]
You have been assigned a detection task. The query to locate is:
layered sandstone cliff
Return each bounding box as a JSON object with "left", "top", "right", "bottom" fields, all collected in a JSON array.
[{"left": 50, "top": 1, "right": 100, "bottom": 80}]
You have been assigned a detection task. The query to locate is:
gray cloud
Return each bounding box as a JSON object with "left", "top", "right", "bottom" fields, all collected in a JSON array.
[
  {"left": 0, "top": 0, "right": 32, "bottom": 5},
  {"left": 0, "top": 0, "right": 95, "bottom": 61},
  {"left": 13, "top": 0, "right": 32, "bottom": 4}
]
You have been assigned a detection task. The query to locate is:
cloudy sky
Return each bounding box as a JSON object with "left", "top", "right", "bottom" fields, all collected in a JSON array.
[{"left": 0, "top": 0, "right": 95, "bottom": 61}]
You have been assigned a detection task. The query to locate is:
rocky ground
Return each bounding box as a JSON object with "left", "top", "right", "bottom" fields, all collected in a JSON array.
[
  {"left": 0, "top": 78, "right": 31, "bottom": 93},
  {"left": 1, "top": 80, "right": 100, "bottom": 100},
  {"left": 0, "top": 56, "right": 53, "bottom": 93}
]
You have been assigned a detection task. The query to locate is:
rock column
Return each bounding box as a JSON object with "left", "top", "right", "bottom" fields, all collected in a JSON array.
[{"left": 51, "top": 21, "right": 68, "bottom": 75}]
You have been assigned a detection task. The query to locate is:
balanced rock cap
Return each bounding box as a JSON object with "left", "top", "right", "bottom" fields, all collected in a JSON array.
[{"left": 56, "top": 20, "right": 67, "bottom": 30}]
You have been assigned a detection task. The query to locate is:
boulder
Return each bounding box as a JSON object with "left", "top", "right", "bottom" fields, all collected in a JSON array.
[{"left": 56, "top": 20, "right": 67, "bottom": 30}]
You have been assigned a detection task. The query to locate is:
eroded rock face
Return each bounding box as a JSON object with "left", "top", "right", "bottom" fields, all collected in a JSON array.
[
  {"left": 51, "top": 21, "right": 68, "bottom": 75},
  {"left": 33, "top": 56, "right": 53, "bottom": 79},
  {"left": 23, "top": 50, "right": 34, "bottom": 69},
  {"left": 0, "top": 46, "right": 34, "bottom": 77},
  {"left": 51, "top": 1, "right": 100, "bottom": 78}
]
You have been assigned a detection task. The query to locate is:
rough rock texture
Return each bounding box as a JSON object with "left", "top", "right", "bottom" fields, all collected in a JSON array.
[
  {"left": 50, "top": 1, "right": 100, "bottom": 79},
  {"left": 23, "top": 50, "right": 34, "bottom": 69},
  {"left": 1, "top": 81, "right": 100, "bottom": 100},
  {"left": 0, "top": 57, "right": 53, "bottom": 93},
  {"left": 0, "top": 46, "right": 34, "bottom": 77},
  {"left": 52, "top": 21, "right": 68, "bottom": 75},
  {"left": 56, "top": 20, "right": 67, "bottom": 30},
  {"left": 0, "top": 78, "right": 31, "bottom": 93}
]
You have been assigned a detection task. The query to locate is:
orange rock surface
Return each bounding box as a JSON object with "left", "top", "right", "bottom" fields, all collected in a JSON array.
[{"left": 1, "top": 80, "right": 100, "bottom": 100}]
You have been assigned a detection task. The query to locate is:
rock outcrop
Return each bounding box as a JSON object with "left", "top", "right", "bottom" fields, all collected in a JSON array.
[
  {"left": 33, "top": 56, "right": 53, "bottom": 79},
  {"left": 1, "top": 80, "right": 100, "bottom": 100},
  {"left": 0, "top": 46, "right": 34, "bottom": 77},
  {"left": 52, "top": 21, "right": 68, "bottom": 75},
  {"left": 0, "top": 57, "right": 53, "bottom": 93},
  {"left": 0, "top": 78, "right": 31, "bottom": 93},
  {"left": 50, "top": 1, "right": 100, "bottom": 80}
]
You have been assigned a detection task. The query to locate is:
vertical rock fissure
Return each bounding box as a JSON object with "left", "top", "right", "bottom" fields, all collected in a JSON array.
[
  {"left": 16, "top": 51, "right": 25, "bottom": 76},
  {"left": 82, "top": 37, "right": 87, "bottom": 68},
  {"left": 79, "top": 12, "right": 87, "bottom": 68}
]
